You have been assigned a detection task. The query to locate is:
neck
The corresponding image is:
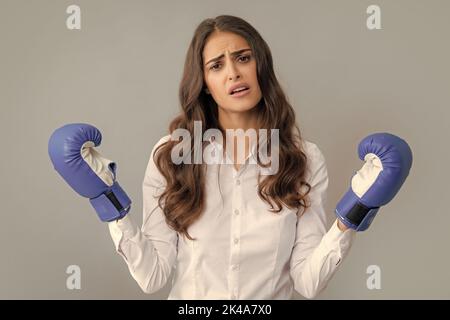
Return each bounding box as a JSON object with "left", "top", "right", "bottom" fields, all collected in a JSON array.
[
  {"left": 217, "top": 106, "right": 261, "bottom": 160},
  {"left": 218, "top": 106, "right": 260, "bottom": 133}
]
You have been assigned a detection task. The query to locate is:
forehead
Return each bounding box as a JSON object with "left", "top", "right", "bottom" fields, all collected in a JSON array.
[{"left": 203, "top": 31, "right": 250, "bottom": 59}]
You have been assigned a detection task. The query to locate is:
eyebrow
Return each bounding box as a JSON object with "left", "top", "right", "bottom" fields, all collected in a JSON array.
[{"left": 204, "top": 48, "right": 252, "bottom": 66}]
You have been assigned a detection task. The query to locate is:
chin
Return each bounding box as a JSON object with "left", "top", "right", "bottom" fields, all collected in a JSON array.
[
  {"left": 228, "top": 104, "right": 258, "bottom": 113},
  {"left": 227, "top": 99, "right": 260, "bottom": 112}
]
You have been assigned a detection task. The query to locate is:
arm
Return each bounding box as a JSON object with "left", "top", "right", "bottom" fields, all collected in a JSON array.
[
  {"left": 108, "top": 135, "right": 178, "bottom": 294},
  {"left": 337, "top": 219, "right": 350, "bottom": 232},
  {"left": 290, "top": 142, "right": 355, "bottom": 299}
]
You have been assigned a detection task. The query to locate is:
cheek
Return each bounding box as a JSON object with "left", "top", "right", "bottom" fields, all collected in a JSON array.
[
  {"left": 204, "top": 74, "right": 217, "bottom": 90},
  {"left": 206, "top": 77, "right": 227, "bottom": 99},
  {"left": 209, "top": 83, "right": 224, "bottom": 98},
  {"left": 246, "top": 63, "right": 260, "bottom": 86}
]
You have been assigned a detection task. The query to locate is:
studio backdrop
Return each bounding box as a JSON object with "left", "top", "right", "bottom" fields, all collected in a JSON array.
[{"left": 1, "top": 0, "right": 449, "bottom": 299}]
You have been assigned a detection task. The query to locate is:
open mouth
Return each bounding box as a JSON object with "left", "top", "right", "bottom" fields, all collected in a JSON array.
[{"left": 230, "top": 87, "right": 250, "bottom": 95}]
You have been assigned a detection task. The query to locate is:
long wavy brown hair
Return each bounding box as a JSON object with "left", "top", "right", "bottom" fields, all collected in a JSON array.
[{"left": 154, "top": 15, "right": 312, "bottom": 240}]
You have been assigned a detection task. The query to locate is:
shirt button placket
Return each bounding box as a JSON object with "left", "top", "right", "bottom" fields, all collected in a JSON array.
[{"left": 229, "top": 173, "right": 242, "bottom": 300}]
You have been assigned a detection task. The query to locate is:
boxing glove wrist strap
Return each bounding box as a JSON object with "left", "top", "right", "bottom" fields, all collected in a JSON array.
[
  {"left": 336, "top": 189, "right": 380, "bottom": 231},
  {"left": 89, "top": 182, "right": 131, "bottom": 222}
]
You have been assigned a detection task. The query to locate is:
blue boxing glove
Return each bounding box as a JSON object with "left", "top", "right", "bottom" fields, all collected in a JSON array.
[
  {"left": 48, "top": 123, "right": 131, "bottom": 222},
  {"left": 335, "top": 133, "right": 413, "bottom": 231}
]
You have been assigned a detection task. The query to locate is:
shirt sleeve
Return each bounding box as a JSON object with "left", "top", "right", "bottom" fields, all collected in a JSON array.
[
  {"left": 108, "top": 134, "right": 178, "bottom": 294},
  {"left": 289, "top": 141, "right": 356, "bottom": 299}
]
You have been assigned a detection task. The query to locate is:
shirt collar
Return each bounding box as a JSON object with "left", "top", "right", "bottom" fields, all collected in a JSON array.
[{"left": 207, "top": 130, "right": 272, "bottom": 160}]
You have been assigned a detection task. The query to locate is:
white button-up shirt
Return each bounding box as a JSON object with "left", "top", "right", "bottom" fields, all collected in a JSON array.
[{"left": 108, "top": 134, "right": 355, "bottom": 299}]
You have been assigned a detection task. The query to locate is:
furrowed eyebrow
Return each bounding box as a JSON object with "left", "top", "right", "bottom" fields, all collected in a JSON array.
[{"left": 204, "top": 48, "right": 252, "bottom": 66}]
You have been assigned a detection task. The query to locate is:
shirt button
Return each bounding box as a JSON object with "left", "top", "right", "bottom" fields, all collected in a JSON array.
[
  {"left": 231, "top": 264, "right": 239, "bottom": 271},
  {"left": 236, "top": 179, "right": 241, "bottom": 186},
  {"left": 231, "top": 294, "right": 237, "bottom": 300},
  {"left": 234, "top": 209, "right": 240, "bottom": 215},
  {"left": 234, "top": 238, "right": 239, "bottom": 244}
]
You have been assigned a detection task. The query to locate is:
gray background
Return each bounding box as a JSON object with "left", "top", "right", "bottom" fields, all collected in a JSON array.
[{"left": 1, "top": 0, "right": 449, "bottom": 299}]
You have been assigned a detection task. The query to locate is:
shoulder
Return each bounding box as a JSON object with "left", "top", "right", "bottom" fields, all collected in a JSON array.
[
  {"left": 300, "top": 139, "right": 328, "bottom": 186},
  {"left": 290, "top": 126, "right": 324, "bottom": 163},
  {"left": 144, "top": 134, "right": 172, "bottom": 184},
  {"left": 301, "top": 139, "right": 326, "bottom": 163},
  {"left": 145, "top": 134, "right": 172, "bottom": 168},
  {"left": 151, "top": 134, "right": 172, "bottom": 154},
  {"left": 155, "top": 134, "right": 172, "bottom": 147}
]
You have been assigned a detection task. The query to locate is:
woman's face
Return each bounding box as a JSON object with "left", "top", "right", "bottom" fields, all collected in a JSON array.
[{"left": 203, "top": 31, "right": 262, "bottom": 114}]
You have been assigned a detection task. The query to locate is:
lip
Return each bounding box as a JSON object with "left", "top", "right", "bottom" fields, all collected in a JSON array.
[
  {"left": 228, "top": 83, "right": 250, "bottom": 95},
  {"left": 230, "top": 87, "right": 250, "bottom": 98}
]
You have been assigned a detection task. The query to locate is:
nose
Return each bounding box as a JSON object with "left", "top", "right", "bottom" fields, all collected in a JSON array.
[{"left": 227, "top": 59, "right": 241, "bottom": 81}]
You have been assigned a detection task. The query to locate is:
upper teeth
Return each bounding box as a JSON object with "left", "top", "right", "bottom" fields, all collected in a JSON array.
[{"left": 232, "top": 87, "right": 247, "bottom": 93}]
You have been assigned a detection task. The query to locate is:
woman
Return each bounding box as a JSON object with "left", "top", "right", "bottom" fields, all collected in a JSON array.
[{"left": 108, "top": 15, "right": 355, "bottom": 300}]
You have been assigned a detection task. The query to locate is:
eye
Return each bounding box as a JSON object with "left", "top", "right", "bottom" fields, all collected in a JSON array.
[
  {"left": 210, "top": 63, "right": 221, "bottom": 71},
  {"left": 238, "top": 55, "right": 251, "bottom": 62},
  {"left": 209, "top": 55, "right": 251, "bottom": 71}
]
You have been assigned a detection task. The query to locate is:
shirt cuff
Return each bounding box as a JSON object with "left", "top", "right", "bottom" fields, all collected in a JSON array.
[
  {"left": 321, "top": 219, "right": 356, "bottom": 259},
  {"left": 108, "top": 214, "right": 139, "bottom": 256},
  {"left": 116, "top": 215, "right": 139, "bottom": 238}
]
